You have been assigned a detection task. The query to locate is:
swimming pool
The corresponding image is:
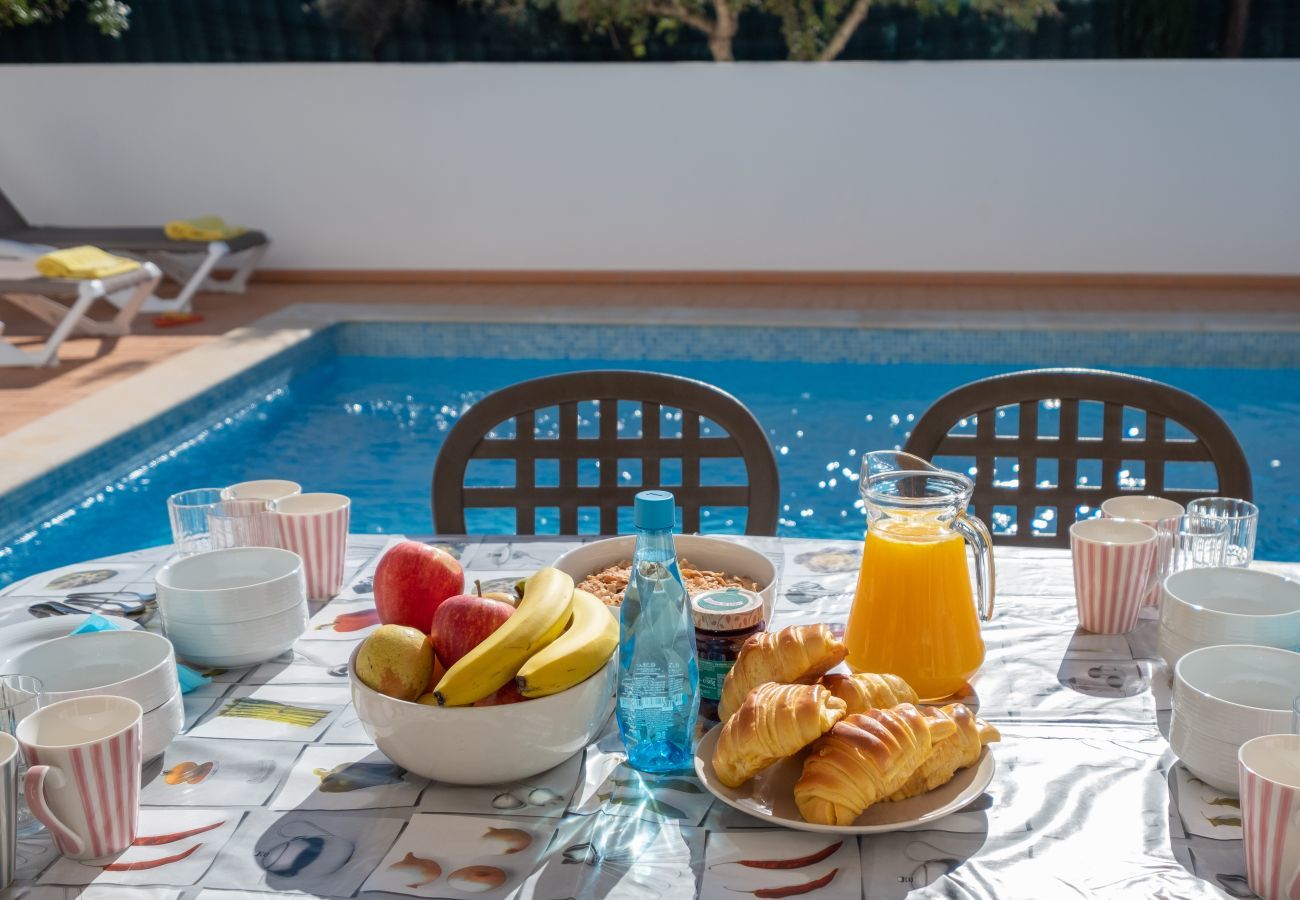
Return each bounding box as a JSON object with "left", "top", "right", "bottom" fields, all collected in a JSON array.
[{"left": 1, "top": 320, "right": 1298, "bottom": 588}]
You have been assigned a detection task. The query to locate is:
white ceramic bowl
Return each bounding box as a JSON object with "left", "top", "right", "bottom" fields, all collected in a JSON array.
[
  {"left": 1157, "top": 622, "right": 1207, "bottom": 668},
  {"left": 349, "top": 645, "right": 614, "bottom": 784},
  {"left": 1174, "top": 644, "right": 1300, "bottom": 738},
  {"left": 1169, "top": 708, "right": 1243, "bottom": 793},
  {"left": 141, "top": 689, "right": 184, "bottom": 761},
  {"left": 552, "top": 535, "right": 778, "bottom": 621},
  {"left": 9, "top": 630, "right": 179, "bottom": 711},
  {"left": 155, "top": 547, "right": 306, "bottom": 625},
  {"left": 165, "top": 601, "right": 309, "bottom": 669},
  {"left": 1161, "top": 567, "right": 1300, "bottom": 648}
]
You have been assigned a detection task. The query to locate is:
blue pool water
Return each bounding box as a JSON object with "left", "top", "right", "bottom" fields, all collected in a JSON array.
[{"left": 1, "top": 323, "right": 1298, "bottom": 588}]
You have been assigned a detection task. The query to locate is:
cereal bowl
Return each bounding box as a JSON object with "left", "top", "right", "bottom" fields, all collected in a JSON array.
[
  {"left": 553, "top": 535, "right": 777, "bottom": 620},
  {"left": 9, "top": 630, "right": 178, "bottom": 712},
  {"left": 1174, "top": 644, "right": 1300, "bottom": 738},
  {"left": 1161, "top": 567, "right": 1300, "bottom": 649}
]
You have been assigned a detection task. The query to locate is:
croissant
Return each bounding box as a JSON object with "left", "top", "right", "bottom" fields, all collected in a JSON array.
[
  {"left": 887, "top": 703, "right": 1000, "bottom": 802},
  {"left": 794, "top": 703, "right": 958, "bottom": 826},
  {"left": 820, "top": 672, "right": 918, "bottom": 715},
  {"left": 718, "top": 624, "right": 848, "bottom": 722},
  {"left": 711, "top": 682, "right": 847, "bottom": 788}
]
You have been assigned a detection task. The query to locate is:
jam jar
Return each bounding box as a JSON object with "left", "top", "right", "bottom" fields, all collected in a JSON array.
[{"left": 691, "top": 587, "right": 766, "bottom": 722}]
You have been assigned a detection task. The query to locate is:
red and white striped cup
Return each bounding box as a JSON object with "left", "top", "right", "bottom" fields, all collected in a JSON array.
[
  {"left": 1239, "top": 734, "right": 1300, "bottom": 900},
  {"left": 274, "top": 493, "right": 351, "bottom": 600},
  {"left": 1100, "top": 495, "right": 1184, "bottom": 607},
  {"left": 17, "top": 695, "right": 142, "bottom": 860},
  {"left": 1069, "top": 518, "right": 1157, "bottom": 634}
]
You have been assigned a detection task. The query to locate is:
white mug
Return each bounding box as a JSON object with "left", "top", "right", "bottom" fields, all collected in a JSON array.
[
  {"left": 273, "top": 493, "right": 351, "bottom": 600},
  {"left": 0, "top": 732, "right": 17, "bottom": 891},
  {"left": 17, "top": 696, "right": 142, "bottom": 860},
  {"left": 1239, "top": 734, "right": 1300, "bottom": 900}
]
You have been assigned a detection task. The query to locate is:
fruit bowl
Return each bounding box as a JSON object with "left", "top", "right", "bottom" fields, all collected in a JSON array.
[
  {"left": 348, "top": 644, "right": 614, "bottom": 785},
  {"left": 553, "top": 534, "right": 777, "bottom": 620}
]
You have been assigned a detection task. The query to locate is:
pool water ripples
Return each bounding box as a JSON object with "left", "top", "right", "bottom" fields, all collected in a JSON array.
[{"left": 1, "top": 356, "right": 1296, "bottom": 588}]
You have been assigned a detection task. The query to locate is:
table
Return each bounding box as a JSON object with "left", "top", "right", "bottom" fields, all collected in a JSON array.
[{"left": 0, "top": 534, "right": 1281, "bottom": 900}]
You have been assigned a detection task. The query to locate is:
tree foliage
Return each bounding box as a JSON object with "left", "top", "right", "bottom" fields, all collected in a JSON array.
[
  {"left": 484, "top": 0, "right": 1056, "bottom": 60},
  {"left": 0, "top": 0, "right": 129, "bottom": 35}
]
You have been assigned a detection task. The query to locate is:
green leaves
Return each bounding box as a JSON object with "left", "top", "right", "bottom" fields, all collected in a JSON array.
[{"left": 0, "top": 0, "right": 130, "bottom": 35}]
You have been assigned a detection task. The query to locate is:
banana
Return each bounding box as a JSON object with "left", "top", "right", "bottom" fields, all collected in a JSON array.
[
  {"left": 516, "top": 589, "right": 618, "bottom": 698},
  {"left": 433, "top": 567, "right": 575, "bottom": 706}
]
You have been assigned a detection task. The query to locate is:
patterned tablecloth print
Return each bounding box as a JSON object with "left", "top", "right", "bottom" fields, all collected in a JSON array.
[{"left": 0, "top": 533, "right": 1287, "bottom": 900}]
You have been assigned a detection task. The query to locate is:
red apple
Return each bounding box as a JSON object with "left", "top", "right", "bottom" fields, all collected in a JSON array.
[
  {"left": 374, "top": 541, "right": 464, "bottom": 632},
  {"left": 473, "top": 680, "right": 528, "bottom": 706},
  {"left": 430, "top": 594, "right": 514, "bottom": 668}
]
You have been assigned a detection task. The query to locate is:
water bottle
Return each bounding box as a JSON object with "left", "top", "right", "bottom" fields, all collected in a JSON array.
[{"left": 616, "top": 490, "right": 700, "bottom": 773}]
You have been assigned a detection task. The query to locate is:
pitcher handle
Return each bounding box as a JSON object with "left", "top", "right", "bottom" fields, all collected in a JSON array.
[{"left": 954, "top": 511, "right": 996, "bottom": 621}]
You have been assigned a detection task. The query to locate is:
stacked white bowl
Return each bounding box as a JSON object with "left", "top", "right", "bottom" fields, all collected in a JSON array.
[
  {"left": 9, "top": 630, "right": 183, "bottom": 761},
  {"left": 1159, "top": 567, "right": 1300, "bottom": 667},
  {"left": 1170, "top": 644, "right": 1300, "bottom": 792},
  {"left": 155, "top": 547, "right": 309, "bottom": 669}
]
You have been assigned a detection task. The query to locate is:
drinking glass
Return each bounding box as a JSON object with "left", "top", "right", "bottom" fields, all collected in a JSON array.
[
  {"left": 1169, "top": 514, "right": 1229, "bottom": 574},
  {"left": 0, "top": 674, "right": 45, "bottom": 836},
  {"left": 1294, "top": 694, "right": 1299, "bottom": 736},
  {"left": 167, "top": 488, "right": 225, "bottom": 557},
  {"left": 1187, "top": 497, "right": 1259, "bottom": 567},
  {"left": 208, "top": 499, "right": 279, "bottom": 550}
]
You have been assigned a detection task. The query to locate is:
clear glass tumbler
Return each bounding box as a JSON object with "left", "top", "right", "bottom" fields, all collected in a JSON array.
[
  {"left": 208, "top": 499, "right": 279, "bottom": 550},
  {"left": 1187, "top": 497, "right": 1259, "bottom": 567},
  {"left": 1169, "top": 514, "right": 1229, "bottom": 574},
  {"left": 0, "top": 674, "right": 44, "bottom": 835},
  {"left": 167, "top": 488, "right": 225, "bottom": 557}
]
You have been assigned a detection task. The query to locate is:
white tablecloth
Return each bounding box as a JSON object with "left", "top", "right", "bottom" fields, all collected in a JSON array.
[{"left": 0, "top": 534, "right": 1285, "bottom": 900}]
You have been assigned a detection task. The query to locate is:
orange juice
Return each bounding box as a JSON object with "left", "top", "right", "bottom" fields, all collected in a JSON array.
[{"left": 844, "top": 522, "right": 985, "bottom": 701}]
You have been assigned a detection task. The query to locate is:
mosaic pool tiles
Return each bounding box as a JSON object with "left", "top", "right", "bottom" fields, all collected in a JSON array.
[{"left": 333, "top": 322, "right": 1300, "bottom": 368}]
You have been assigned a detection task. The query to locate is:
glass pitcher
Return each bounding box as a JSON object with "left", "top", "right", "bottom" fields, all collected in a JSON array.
[{"left": 844, "top": 451, "right": 995, "bottom": 701}]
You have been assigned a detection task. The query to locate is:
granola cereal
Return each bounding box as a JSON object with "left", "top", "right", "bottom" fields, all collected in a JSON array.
[{"left": 578, "top": 558, "right": 762, "bottom": 607}]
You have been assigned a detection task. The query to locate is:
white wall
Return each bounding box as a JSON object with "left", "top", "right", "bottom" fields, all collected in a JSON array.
[{"left": 2, "top": 61, "right": 1298, "bottom": 274}]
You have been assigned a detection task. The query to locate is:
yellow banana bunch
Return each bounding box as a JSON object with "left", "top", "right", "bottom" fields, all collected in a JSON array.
[
  {"left": 433, "top": 567, "right": 575, "bottom": 706},
  {"left": 516, "top": 589, "right": 618, "bottom": 698}
]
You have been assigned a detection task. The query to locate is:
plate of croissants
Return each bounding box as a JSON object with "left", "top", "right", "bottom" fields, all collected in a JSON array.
[{"left": 695, "top": 623, "right": 1000, "bottom": 834}]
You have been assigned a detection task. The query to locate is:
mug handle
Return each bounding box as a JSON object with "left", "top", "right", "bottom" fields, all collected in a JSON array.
[{"left": 24, "top": 765, "right": 85, "bottom": 857}]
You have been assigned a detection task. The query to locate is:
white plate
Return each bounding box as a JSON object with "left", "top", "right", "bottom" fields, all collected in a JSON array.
[
  {"left": 694, "top": 722, "right": 996, "bottom": 834},
  {"left": 0, "top": 615, "right": 141, "bottom": 674}
]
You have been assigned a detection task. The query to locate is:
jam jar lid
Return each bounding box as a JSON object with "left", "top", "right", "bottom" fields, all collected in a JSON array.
[{"left": 691, "top": 587, "right": 765, "bottom": 632}]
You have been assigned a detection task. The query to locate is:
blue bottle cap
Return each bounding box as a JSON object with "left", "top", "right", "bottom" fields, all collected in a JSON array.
[{"left": 634, "top": 490, "right": 676, "bottom": 530}]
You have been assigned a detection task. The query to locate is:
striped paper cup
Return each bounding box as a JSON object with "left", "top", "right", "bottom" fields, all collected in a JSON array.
[
  {"left": 1070, "top": 518, "right": 1157, "bottom": 634},
  {"left": 17, "top": 696, "right": 142, "bottom": 860},
  {"left": 274, "top": 493, "right": 351, "bottom": 600},
  {"left": 1239, "top": 734, "right": 1300, "bottom": 900}
]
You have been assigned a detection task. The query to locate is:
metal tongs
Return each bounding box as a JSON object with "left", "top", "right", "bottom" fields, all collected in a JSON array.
[{"left": 27, "top": 590, "right": 156, "bottom": 622}]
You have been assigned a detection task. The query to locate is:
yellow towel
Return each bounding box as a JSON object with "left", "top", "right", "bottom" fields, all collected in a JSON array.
[
  {"left": 35, "top": 246, "right": 140, "bottom": 280},
  {"left": 164, "top": 215, "right": 247, "bottom": 242}
]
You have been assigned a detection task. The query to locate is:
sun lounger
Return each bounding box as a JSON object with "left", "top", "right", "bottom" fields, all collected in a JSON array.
[
  {"left": 0, "top": 189, "right": 269, "bottom": 314},
  {"left": 0, "top": 262, "right": 162, "bottom": 367}
]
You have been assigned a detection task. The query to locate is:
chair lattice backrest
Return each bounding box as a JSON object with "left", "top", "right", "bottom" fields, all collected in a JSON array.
[
  {"left": 432, "top": 371, "right": 780, "bottom": 536},
  {"left": 903, "top": 368, "right": 1252, "bottom": 548}
]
